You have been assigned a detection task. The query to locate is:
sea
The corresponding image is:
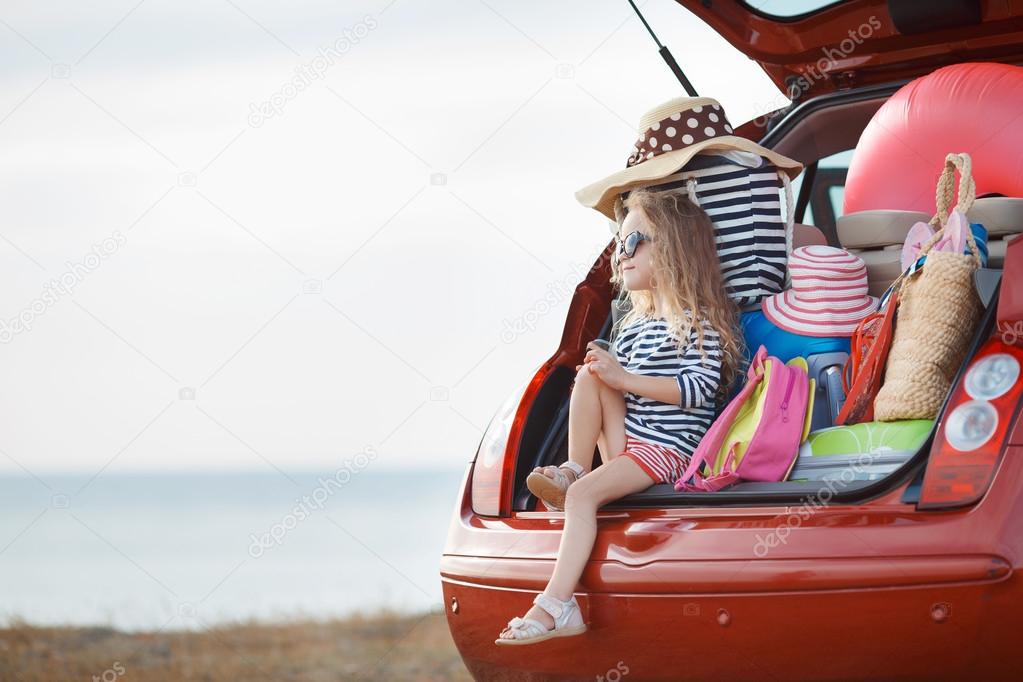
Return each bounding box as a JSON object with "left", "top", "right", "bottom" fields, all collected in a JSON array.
[{"left": 0, "top": 468, "right": 466, "bottom": 631}]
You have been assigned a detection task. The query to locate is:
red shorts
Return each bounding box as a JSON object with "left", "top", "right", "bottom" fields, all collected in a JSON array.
[{"left": 620, "top": 435, "right": 691, "bottom": 484}]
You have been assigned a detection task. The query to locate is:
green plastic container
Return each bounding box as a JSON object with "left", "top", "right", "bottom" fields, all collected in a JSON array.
[{"left": 787, "top": 419, "right": 934, "bottom": 482}]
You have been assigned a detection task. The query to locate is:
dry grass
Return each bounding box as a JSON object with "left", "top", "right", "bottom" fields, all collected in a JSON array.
[{"left": 0, "top": 610, "right": 472, "bottom": 681}]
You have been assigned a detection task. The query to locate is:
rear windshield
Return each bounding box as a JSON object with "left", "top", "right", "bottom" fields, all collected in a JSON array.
[{"left": 740, "top": 0, "right": 846, "bottom": 20}]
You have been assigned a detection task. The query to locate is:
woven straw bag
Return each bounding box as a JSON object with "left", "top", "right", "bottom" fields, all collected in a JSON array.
[{"left": 873, "top": 153, "right": 983, "bottom": 421}]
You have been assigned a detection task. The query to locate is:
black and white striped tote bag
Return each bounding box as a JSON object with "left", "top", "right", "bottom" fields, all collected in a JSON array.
[{"left": 620, "top": 154, "right": 795, "bottom": 308}]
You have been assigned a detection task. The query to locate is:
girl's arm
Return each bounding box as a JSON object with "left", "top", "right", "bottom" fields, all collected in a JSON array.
[
  {"left": 584, "top": 338, "right": 722, "bottom": 408},
  {"left": 674, "top": 336, "right": 722, "bottom": 409},
  {"left": 624, "top": 365, "right": 719, "bottom": 408},
  {"left": 581, "top": 343, "right": 684, "bottom": 404},
  {"left": 622, "top": 373, "right": 681, "bottom": 404}
]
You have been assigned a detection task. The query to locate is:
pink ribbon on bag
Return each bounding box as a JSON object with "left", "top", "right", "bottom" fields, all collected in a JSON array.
[{"left": 900, "top": 209, "right": 970, "bottom": 272}]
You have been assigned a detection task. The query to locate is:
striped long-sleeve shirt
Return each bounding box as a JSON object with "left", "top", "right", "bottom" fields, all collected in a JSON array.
[{"left": 613, "top": 314, "right": 723, "bottom": 458}]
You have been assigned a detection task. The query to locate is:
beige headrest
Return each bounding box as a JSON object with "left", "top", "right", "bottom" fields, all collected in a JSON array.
[
  {"left": 792, "top": 223, "right": 827, "bottom": 249},
  {"left": 853, "top": 248, "right": 905, "bottom": 297},
  {"left": 837, "top": 210, "right": 932, "bottom": 250},
  {"left": 966, "top": 197, "right": 1023, "bottom": 237}
]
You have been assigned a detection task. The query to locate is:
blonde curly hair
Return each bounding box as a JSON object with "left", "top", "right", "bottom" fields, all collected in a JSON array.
[{"left": 611, "top": 187, "right": 744, "bottom": 402}]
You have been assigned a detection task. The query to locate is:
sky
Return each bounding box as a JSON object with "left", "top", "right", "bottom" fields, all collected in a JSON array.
[{"left": 0, "top": 0, "right": 788, "bottom": 474}]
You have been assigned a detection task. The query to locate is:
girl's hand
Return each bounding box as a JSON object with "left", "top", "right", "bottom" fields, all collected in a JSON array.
[{"left": 576, "top": 341, "right": 630, "bottom": 390}]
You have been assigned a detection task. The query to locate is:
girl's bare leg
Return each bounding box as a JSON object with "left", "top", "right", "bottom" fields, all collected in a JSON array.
[
  {"left": 594, "top": 377, "right": 628, "bottom": 465},
  {"left": 532, "top": 367, "right": 627, "bottom": 481},
  {"left": 498, "top": 456, "right": 654, "bottom": 639}
]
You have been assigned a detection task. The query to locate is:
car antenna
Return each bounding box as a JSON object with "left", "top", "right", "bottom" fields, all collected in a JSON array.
[{"left": 626, "top": 0, "right": 698, "bottom": 97}]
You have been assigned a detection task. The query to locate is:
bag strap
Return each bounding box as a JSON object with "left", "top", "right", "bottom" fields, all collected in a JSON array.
[
  {"left": 918, "top": 153, "right": 982, "bottom": 268},
  {"left": 779, "top": 170, "right": 795, "bottom": 290},
  {"left": 680, "top": 469, "right": 741, "bottom": 492},
  {"left": 839, "top": 287, "right": 899, "bottom": 410},
  {"left": 841, "top": 322, "right": 868, "bottom": 396}
]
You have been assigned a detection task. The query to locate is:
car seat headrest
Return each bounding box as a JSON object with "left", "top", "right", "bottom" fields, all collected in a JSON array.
[
  {"left": 966, "top": 197, "right": 1023, "bottom": 237},
  {"left": 836, "top": 210, "right": 931, "bottom": 250}
]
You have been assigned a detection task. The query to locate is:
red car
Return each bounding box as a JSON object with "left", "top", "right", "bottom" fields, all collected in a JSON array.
[{"left": 442, "top": 2, "right": 1023, "bottom": 679}]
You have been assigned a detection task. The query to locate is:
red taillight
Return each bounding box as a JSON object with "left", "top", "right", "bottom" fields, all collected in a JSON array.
[
  {"left": 918, "top": 337, "right": 1023, "bottom": 510},
  {"left": 470, "top": 375, "right": 535, "bottom": 517}
]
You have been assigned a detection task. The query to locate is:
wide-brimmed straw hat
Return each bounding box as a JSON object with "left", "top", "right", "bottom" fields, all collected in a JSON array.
[
  {"left": 575, "top": 96, "right": 803, "bottom": 220},
  {"left": 761, "top": 246, "right": 879, "bottom": 337}
]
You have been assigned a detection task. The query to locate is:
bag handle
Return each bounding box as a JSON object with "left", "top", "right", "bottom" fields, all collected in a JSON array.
[
  {"left": 779, "top": 170, "right": 795, "bottom": 289},
  {"left": 932, "top": 152, "right": 976, "bottom": 224},
  {"left": 746, "top": 344, "right": 768, "bottom": 381},
  {"left": 917, "top": 153, "right": 982, "bottom": 268}
]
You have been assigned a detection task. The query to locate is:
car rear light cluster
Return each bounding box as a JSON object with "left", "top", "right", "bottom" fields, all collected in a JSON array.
[
  {"left": 470, "top": 378, "right": 531, "bottom": 517},
  {"left": 918, "top": 337, "right": 1023, "bottom": 510}
]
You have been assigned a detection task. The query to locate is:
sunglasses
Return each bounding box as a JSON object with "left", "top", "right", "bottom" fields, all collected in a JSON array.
[{"left": 615, "top": 230, "right": 651, "bottom": 259}]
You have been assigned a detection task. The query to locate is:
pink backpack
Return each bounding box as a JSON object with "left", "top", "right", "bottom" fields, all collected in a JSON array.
[{"left": 674, "top": 345, "right": 810, "bottom": 492}]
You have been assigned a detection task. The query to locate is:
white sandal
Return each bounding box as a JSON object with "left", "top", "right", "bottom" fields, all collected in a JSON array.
[
  {"left": 526, "top": 461, "right": 586, "bottom": 511},
  {"left": 494, "top": 592, "right": 587, "bottom": 646}
]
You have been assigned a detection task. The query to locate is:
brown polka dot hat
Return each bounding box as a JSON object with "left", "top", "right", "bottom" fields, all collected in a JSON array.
[{"left": 575, "top": 96, "right": 803, "bottom": 220}]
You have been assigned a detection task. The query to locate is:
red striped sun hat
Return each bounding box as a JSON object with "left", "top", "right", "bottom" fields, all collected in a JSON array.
[{"left": 761, "top": 245, "right": 879, "bottom": 337}]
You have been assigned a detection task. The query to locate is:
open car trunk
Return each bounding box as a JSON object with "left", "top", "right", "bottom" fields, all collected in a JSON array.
[
  {"left": 498, "top": 17, "right": 1022, "bottom": 512},
  {"left": 676, "top": 0, "right": 1023, "bottom": 102},
  {"left": 511, "top": 269, "right": 1002, "bottom": 510}
]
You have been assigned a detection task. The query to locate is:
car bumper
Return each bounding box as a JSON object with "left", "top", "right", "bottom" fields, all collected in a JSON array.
[{"left": 442, "top": 556, "right": 1019, "bottom": 682}]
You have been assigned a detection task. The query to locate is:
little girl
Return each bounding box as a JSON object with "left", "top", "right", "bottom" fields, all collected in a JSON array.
[{"left": 496, "top": 187, "right": 742, "bottom": 645}]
